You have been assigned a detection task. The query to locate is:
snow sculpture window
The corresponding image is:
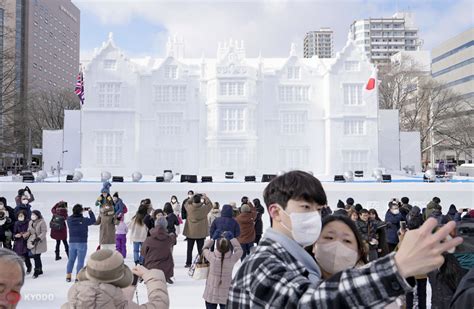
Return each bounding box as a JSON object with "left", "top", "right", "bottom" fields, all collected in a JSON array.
[
  {"left": 103, "top": 59, "right": 117, "bottom": 70},
  {"left": 342, "top": 150, "right": 368, "bottom": 172},
  {"left": 154, "top": 85, "right": 186, "bottom": 103},
  {"left": 95, "top": 131, "right": 123, "bottom": 166},
  {"left": 164, "top": 65, "right": 178, "bottom": 79},
  {"left": 281, "top": 111, "right": 307, "bottom": 134},
  {"left": 98, "top": 82, "right": 121, "bottom": 107},
  {"left": 287, "top": 67, "right": 300, "bottom": 79},
  {"left": 343, "top": 84, "right": 363, "bottom": 106},
  {"left": 219, "top": 82, "right": 245, "bottom": 96},
  {"left": 156, "top": 113, "right": 183, "bottom": 135},
  {"left": 344, "top": 120, "right": 366, "bottom": 135},
  {"left": 280, "top": 148, "right": 309, "bottom": 169},
  {"left": 220, "top": 148, "right": 244, "bottom": 168},
  {"left": 220, "top": 108, "right": 245, "bottom": 132},
  {"left": 344, "top": 61, "right": 360, "bottom": 72},
  {"left": 156, "top": 149, "right": 184, "bottom": 170},
  {"left": 278, "top": 86, "right": 309, "bottom": 102}
]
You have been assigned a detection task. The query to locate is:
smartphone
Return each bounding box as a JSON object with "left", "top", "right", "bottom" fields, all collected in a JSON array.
[
  {"left": 132, "top": 274, "right": 139, "bottom": 286},
  {"left": 400, "top": 221, "right": 407, "bottom": 230}
]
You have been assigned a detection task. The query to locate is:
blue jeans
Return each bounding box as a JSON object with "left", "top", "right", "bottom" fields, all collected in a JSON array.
[
  {"left": 133, "top": 242, "right": 144, "bottom": 264},
  {"left": 240, "top": 242, "right": 253, "bottom": 261},
  {"left": 67, "top": 243, "right": 87, "bottom": 274}
]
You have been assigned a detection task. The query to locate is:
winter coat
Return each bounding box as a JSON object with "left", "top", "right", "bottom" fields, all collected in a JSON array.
[
  {"left": 183, "top": 198, "right": 213, "bottom": 239},
  {"left": 355, "top": 220, "right": 377, "bottom": 242},
  {"left": 171, "top": 202, "right": 181, "bottom": 216},
  {"left": 0, "top": 217, "right": 13, "bottom": 241},
  {"left": 207, "top": 209, "right": 221, "bottom": 231},
  {"left": 142, "top": 227, "right": 176, "bottom": 281},
  {"left": 181, "top": 197, "right": 191, "bottom": 220},
  {"left": 116, "top": 220, "right": 128, "bottom": 235},
  {"left": 202, "top": 238, "right": 243, "bottom": 305},
  {"left": 406, "top": 206, "right": 424, "bottom": 230},
  {"left": 210, "top": 205, "right": 241, "bottom": 239},
  {"left": 13, "top": 220, "right": 30, "bottom": 255},
  {"left": 444, "top": 205, "right": 457, "bottom": 223},
  {"left": 114, "top": 198, "right": 125, "bottom": 215},
  {"left": 424, "top": 201, "right": 440, "bottom": 221},
  {"left": 68, "top": 211, "right": 96, "bottom": 243},
  {"left": 14, "top": 204, "right": 32, "bottom": 220},
  {"left": 385, "top": 211, "right": 403, "bottom": 245},
  {"left": 96, "top": 206, "right": 117, "bottom": 245},
  {"left": 61, "top": 268, "right": 169, "bottom": 309},
  {"left": 236, "top": 212, "right": 256, "bottom": 244},
  {"left": 27, "top": 218, "right": 47, "bottom": 255},
  {"left": 0, "top": 205, "right": 15, "bottom": 221},
  {"left": 451, "top": 268, "right": 474, "bottom": 309},
  {"left": 428, "top": 267, "right": 468, "bottom": 309},
  {"left": 333, "top": 209, "right": 347, "bottom": 216},
  {"left": 254, "top": 204, "right": 265, "bottom": 236},
  {"left": 50, "top": 204, "right": 68, "bottom": 241},
  {"left": 400, "top": 204, "right": 412, "bottom": 220},
  {"left": 165, "top": 213, "right": 179, "bottom": 235},
  {"left": 128, "top": 219, "right": 149, "bottom": 243}
]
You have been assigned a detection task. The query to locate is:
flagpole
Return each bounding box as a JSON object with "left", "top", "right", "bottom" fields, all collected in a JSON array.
[{"left": 79, "top": 64, "right": 83, "bottom": 169}]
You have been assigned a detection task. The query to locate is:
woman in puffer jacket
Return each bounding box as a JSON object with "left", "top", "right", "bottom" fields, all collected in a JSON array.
[{"left": 61, "top": 249, "right": 169, "bottom": 309}]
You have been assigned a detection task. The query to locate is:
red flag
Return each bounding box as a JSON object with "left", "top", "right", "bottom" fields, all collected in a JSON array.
[{"left": 366, "top": 73, "right": 376, "bottom": 90}]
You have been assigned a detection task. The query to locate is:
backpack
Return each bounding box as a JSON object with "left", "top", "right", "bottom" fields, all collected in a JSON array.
[
  {"left": 122, "top": 204, "right": 128, "bottom": 214},
  {"left": 50, "top": 214, "right": 65, "bottom": 230}
]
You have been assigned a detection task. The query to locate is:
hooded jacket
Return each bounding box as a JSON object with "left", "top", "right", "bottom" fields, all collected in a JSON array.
[
  {"left": 183, "top": 198, "right": 213, "bottom": 239},
  {"left": 406, "top": 206, "right": 424, "bottom": 230},
  {"left": 142, "top": 227, "right": 176, "bottom": 281},
  {"left": 61, "top": 268, "right": 169, "bottom": 309},
  {"left": 424, "top": 200, "right": 440, "bottom": 220},
  {"left": 50, "top": 203, "right": 68, "bottom": 241},
  {"left": 68, "top": 211, "right": 96, "bottom": 243},
  {"left": 210, "top": 205, "right": 241, "bottom": 239},
  {"left": 384, "top": 210, "right": 403, "bottom": 245}
]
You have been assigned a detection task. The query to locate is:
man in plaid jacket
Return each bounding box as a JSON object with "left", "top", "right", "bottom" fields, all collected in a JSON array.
[{"left": 227, "top": 171, "right": 462, "bottom": 308}]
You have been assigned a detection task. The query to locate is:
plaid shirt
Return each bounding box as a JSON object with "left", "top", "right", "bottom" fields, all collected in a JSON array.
[{"left": 227, "top": 236, "right": 412, "bottom": 308}]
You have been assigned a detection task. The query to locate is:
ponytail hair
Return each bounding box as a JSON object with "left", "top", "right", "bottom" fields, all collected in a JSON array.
[{"left": 216, "top": 237, "right": 230, "bottom": 286}]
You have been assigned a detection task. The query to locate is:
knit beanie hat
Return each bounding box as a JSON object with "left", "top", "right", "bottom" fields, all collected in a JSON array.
[
  {"left": 77, "top": 249, "right": 133, "bottom": 288},
  {"left": 155, "top": 216, "right": 168, "bottom": 230},
  {"left": 101, "top": 181, "right": 112, "bottom": 194},
  {"left": 241, "top": 204, "right": 251, "bottom": 213},
  {"left": 337, "top": 200, "right": 345, "bottom": 209}
]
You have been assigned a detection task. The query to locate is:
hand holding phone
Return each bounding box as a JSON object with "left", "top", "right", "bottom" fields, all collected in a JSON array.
[{"left": 400, "top": 221, "right": 407, "bottom": 231}]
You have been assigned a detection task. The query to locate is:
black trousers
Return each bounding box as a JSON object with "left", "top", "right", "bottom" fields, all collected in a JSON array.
[
  {"left": 23, "top": 254, "right": 32, "bottom": 271},
  {"left": 406, "top": 277, "right": 427, "bottom": 309},
  {"left": 55, "top": 239, "right": 69, "bottom": 254},
  {"left": 205, "top": 302, "right": 226, "bottom": 309},
  {"left": 255, "top": 234, "right": 262, "bottom": 245},
  {"left": 186, "top": 238, "right": 204, "bottom": 265},
  {"left": 32, "top": 253, "right": 42, "bottom": 270}
]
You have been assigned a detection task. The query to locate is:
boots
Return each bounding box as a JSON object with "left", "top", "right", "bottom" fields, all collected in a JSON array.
[
  {"left": 33, "top": 268, "right": 42, "bottom": 279},
  {"left": 55, "top": 251, "right": 62, "bottom": 261},
  {"left": 26, "top": 265, "right": 32, "bottom": 274},
  {"left": 66, "top": 273, "right": 71, "bottom": 282}
]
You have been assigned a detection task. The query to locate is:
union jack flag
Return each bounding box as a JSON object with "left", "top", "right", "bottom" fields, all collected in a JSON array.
[{"left": 75, "top": 70, "right": 84, "bottom": 104}]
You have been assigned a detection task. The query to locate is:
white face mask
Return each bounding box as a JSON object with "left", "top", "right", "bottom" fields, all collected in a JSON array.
[
  {"left": 21, "top": 199, "right": 28, "bottom": 205},
  {"left": 18, "top": 216, "right": 25, "bottom": 222},
  {"left": 391, "top": 209, "right": 400, "bottom": 215},
  {"left": 0, "top": 204, "right": 4, "bottom": 210},
  {"left": 314, "top": 241, "right": 359, "bottom": 274},
  {"left": 171, "top": 199, "right": 177, "bottom": 203},
  {"left": 279, "top": 207, "right": 322, "bottom": 247},
  {"left": 31, "top": 214, "right": 38, "bottom": 221}
]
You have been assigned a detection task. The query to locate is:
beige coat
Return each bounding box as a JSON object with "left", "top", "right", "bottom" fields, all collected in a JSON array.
[
  {"left": 128, "top": 219, "right": 149, "bottom": 243},
  {"left": 27, "top": 218, "right": 48, "bottom": 254},
  {"left": 61, "top": 268, "right": 169, "bottom": 309},
  {"left": 202, "top": 238, "right": 243, "bottom": 305},
  {"left": 183, "top": 198, "right": 213, "bottom": 239},
  {"left": 96, "top": 207, "right": 117, "bottom": 245}
]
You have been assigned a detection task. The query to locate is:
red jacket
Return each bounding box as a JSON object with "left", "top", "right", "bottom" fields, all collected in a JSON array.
[{"left": 50, "top": 203, "right": 68, "bottom": 240}]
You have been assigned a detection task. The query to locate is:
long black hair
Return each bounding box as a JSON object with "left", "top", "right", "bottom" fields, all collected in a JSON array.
[
  {"left": 321, "top": 215, "right": 368, "bottom": 265},
  {"left": 216, "top": 237, "right": 231, "bottom": 286},
  {"left": 133, "top": 204, "right": 149, "bottom": 226},
  {"left": 436, "top": 252, "right": 468, "bottom": 292}
]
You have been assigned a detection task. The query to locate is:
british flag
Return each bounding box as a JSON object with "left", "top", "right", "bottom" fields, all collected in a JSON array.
[{"left": 75, "top": 70, "right": 84, "bottom": 104}]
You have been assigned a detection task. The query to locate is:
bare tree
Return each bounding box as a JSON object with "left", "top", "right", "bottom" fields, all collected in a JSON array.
[{"left": 26, "top": 89, "right": 80, "bottom": 149}]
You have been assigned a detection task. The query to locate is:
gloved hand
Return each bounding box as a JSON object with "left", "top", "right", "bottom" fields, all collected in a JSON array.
[
  {"left": 222, "top": 231, "right": 234, "bottom": 240},
  {"left": 212, "top": 229, "right": 222, "bottom": 240},
  {"left": 33, "top": 238, "right": 41, "bottom": 245}
]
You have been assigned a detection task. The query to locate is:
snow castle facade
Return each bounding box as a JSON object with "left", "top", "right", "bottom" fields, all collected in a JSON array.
[{"left": 80, "top": 34, "right": 379, "bottom": 177}]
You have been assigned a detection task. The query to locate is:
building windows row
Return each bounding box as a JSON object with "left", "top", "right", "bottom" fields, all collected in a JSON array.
[
  {"left": 95, "top": 131, "right": 123, "bottom": 166},
  {"left": 344, "top": 119, "right": 366, "bottom": 135},
  {"left": 103, "top": 59, "right": 117, "bottom": 70},
  {"left": 287, "top": 67, "right": 300, "bottom": 79},
  {"left": 281, "top": 111, "right": 307, "bottom": 134},
  {"left": 278, "top": 85, "right": 310, "bottom": 102},
  {"left": 219, "top": 82, "right": 245, "bottom": 96},
  {"left": 342, "top": 150, "right": 368, "bottom": 172},
  {"left": 220, "top": 108, "right": 245, "bottom": 132},
  {"left": 280, "top": 148, "right": 309, "bottom": 169},
  {"left": 154, "top": 85, "right": 187, "bottom": 103},
  {"left": 98, "top": 82, "right": 121, "bottom": 107},
  {"left": 164, "top": 65, "right": 178, "bottom": 79},
  {"left": 343, "top": 84, "right": 363, "bottom": 106},
  {"left": 344, "top": 61, "right": 360, "bottom": 72},
  {"left": 156, "top": 113, "right": 183, "bottom": 135}
]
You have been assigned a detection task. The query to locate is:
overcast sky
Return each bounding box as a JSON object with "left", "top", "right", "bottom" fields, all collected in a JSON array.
[{"left": 73, "top": 0, "right": 474, "bottom": 60}]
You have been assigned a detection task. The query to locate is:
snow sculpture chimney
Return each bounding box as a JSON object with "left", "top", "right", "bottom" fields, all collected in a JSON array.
[
  {"left": 166, "top": 35, "right": 185, "bottom": 59},
  {"left": 217, "top": 38, "right": 246, "bottom": 61},
  {"left": 290, "top": 42, "right": 296, "bottom": 57}
]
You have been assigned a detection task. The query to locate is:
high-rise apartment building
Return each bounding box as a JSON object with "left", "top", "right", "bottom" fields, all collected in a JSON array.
[
  {"left": 349, "top": 12, "right": 422, "bottom": 65},
  {"left": 303, "top": 28, "right": 334, "bottom": 58},
  {"left": 0, "top": 0, "right": 80, "bottom": 168}
]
